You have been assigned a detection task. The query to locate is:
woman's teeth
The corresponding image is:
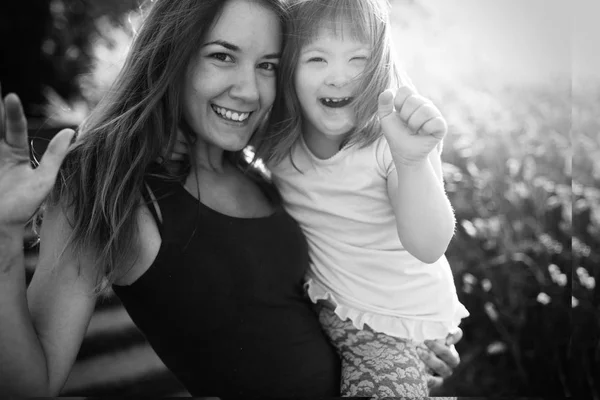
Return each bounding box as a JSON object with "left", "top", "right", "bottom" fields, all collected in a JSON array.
[{"left": 212, "top": 105, "right": 251, "bottom": 122}]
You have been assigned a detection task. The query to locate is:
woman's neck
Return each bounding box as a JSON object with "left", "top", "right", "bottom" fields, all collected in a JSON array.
[{"left": 192, "top": 138, "right": 227, "bottom": 173}]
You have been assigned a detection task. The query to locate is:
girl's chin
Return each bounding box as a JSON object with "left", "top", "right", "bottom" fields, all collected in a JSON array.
[{"left": 320, "top": 124, "right": 354, "bottom": 138}]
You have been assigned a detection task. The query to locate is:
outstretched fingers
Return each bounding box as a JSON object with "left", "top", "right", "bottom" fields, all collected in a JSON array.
[
  {"left": 37, "top": 128, "right": 76, "bottom": 184},
  {"left": 3, "top": 93, "right": 29, "bottom": 149}
]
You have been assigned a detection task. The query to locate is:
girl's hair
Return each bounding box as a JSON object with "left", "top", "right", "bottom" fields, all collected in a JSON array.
[
  {"left": 256, "top": 0, "right": 413, "bottom": 166},
  {"left": 50, "top": 0, "right": 289, "bottom": 293}
]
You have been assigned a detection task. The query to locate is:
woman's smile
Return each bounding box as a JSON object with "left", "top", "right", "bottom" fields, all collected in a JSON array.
[{"left": 211, "top": 103, "right": 253, "bottom": 124}]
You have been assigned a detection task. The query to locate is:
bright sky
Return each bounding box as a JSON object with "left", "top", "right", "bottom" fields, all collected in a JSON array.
[{"left": 390, "top": 0, "right": 598, "bottom": 89}]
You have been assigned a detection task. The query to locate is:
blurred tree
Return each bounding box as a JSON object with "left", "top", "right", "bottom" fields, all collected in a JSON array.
[{"left": 0, "top": 0, "right": 139, "bottom": 120}]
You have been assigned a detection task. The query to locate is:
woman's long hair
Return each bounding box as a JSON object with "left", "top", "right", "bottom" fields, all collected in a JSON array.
[
  {"left": 256, "top": 0, "right": 413, "bottom": 166},
  {"left": 50, "top": 0, "right": 289, "bottom": 292}
]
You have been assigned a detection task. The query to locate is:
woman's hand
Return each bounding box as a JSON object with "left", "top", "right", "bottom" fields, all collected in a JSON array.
[
  {"left": 0, "top": 87, "right": 74, "bottom": 230},
  {"left": 417, "top": 328, "right": 463, "bottom": 391}
]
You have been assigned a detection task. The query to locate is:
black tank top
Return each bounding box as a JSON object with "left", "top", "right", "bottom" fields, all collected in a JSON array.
[{"left": 112, "top": 167, "right": 340, "bottom": 397}]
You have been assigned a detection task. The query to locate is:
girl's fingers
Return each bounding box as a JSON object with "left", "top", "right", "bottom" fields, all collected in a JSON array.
[
  {"left": 417, "top": 116, "right": 447, "bottom": 140},
  {"left": 407, "top": 102, "right": 442, "bottom": 134},
  {"left": 377, "top": 89, "right": 395, "bottom": 119},
  {"left": 4, "top": 93, "right": 29, "bottom": 149},
  {"left": 397, "top": 93, "right": 431, "bottom": 126},
  {"left": 37, "top": 128, "right": 75, "bottom": 182},
  {"left": 393, "top": 86, "right": 417, "bottom": 112}
]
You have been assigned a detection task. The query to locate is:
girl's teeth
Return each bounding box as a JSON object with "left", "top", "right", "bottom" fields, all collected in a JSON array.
[{"left": 324, "top": 97, "right": 349, "bottom": 103}]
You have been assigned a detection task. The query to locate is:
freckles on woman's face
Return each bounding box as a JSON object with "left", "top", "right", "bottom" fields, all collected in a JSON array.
[{"left": 181, "top": 0, "right": 282, "bottom": 152}]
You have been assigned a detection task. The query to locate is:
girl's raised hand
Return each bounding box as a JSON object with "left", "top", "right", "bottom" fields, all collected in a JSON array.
[
  {"left": 377, "top": 86, "right": 447, "bottom": 167},
  {"left": 0, "top": 88, "right": 74, "bottom": 229}
]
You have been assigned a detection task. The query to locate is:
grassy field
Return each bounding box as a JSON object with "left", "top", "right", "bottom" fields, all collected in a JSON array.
[{"left": 426, "top": 82, "right": 598, "bottom": 397}]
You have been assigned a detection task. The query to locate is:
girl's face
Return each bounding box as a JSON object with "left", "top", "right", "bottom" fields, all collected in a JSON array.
[
  {"left": 294, "top": 26, "right": 371, "bottom": 141},
  {"left": 182, "top": 0, "right": 281, "bottom": 152}
]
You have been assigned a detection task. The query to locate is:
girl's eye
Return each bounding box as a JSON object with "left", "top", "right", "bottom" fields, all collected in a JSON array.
[
  {"left": 351, "top": 56, "right": 368, "bottom": 62},
  {"left": 210, "top": 53, "right": 234, "bottom": 62},
  {"left": 259, "top": 62, "right": 278, "bottom": 71},
  {"left": 308, "top": 57, "right": 326, "bottom": 63}
]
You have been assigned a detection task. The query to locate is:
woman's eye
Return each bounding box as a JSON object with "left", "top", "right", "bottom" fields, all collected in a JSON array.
[
  {"left": 259, "top": 62, "right": 278, "bottom": 71},
  {"left": 210, "top": 53, "right": 233, "bottom": 62}
]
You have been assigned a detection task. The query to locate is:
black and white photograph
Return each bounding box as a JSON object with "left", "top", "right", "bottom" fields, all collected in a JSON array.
[{"left": 0, "top": 0, "right": 597, "bottom": 398}]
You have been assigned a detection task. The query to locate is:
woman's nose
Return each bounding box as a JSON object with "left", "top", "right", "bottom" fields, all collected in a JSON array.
[{"left": 230, "top": 66, "right": 260, "bottom": 103}]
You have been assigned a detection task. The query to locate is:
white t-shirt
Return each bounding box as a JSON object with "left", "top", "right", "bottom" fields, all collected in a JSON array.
[{"left": 270, "top": 134, "right": 469, "bottom": 342}]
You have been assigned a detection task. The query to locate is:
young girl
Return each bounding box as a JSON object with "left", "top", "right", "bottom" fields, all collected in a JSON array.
[{"left": 257, "top": 0, "right": 469, "bottom": 397}]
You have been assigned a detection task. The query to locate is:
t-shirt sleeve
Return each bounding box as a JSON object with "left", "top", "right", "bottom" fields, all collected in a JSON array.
[{"left": 374, "top": 136, "right": 396, "bottom": 178}]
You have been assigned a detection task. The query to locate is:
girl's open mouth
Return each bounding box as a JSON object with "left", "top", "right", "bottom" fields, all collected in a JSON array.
[{"left": 320, "top": 97, "right": 353, "bottom": 108}]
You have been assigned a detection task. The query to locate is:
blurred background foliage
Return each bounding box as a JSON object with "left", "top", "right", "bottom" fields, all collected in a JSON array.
[{"left": 2, "top": 0, "right": 598, "bottom": 398}]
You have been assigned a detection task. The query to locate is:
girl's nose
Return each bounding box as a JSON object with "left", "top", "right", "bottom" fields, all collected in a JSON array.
[
  {"left": 324, "top": 68, "right": 351, "bottom": 88},
  {"left": 325, "top": 72, "right": 349, "bottom": 87}
]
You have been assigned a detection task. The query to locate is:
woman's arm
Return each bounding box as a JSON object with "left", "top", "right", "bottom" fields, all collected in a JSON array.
[
  {"left": 1, "top": 204, "right": 98, "bottom": 396},
  {"left": 0, "top": 89, "right": 97, "bottom": 396}
]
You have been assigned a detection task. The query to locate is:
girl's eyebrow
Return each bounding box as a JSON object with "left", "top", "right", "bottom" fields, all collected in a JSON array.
[
  {"left": 301, "top": 45, "right": 329, "bottom": 54},
  {"left": 202, "top": 39, "right": 280, "bottom": 59},
  {"left": 301, "top": 44, "right": 370, "bottom": 54}
]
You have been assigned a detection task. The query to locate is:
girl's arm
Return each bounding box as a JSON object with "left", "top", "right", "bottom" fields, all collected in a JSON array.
[
  {"left": 378, "top": 87, "right": 455, "bottom": 263},
  {"left": 386, "top": 146, "right": 455, "bottom": 263},
  {"left": 0, "top": 202, "right": 99, "bottom": 397}
]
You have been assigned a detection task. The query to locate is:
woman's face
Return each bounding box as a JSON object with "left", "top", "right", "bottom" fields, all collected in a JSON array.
[{"left": 182, "top": 0, "right": 281, "bottom": 151}]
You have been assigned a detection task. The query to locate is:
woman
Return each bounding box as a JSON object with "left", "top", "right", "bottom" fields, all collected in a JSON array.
[{"left": 0, "top": 0, "right": 461, "bottom": 397}]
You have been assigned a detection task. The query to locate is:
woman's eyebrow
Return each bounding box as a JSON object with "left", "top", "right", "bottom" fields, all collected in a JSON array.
[
  {"left": 203, "top": 40, "right": 239, "bottom": 51},
  {"left": 202, "top": 39, "right": 280, "bottom": 59}
]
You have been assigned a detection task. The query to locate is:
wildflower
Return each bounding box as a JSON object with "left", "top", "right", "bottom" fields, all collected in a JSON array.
[
  {"left": 463, "top": 273, "right": 477, "bottom": 285},
  {"left": 461, "top": 220, "right": 477, "bottom": 237},
  {"left": 583, "top": 277, "right": 596, "bottom": 290},
  {"left": 536, "top": 292, "right": 551, "bottom": 305},
  {"left": 572, "top": 297, "right": 579, "bottom": 308},
  {"left": 555, "top": 274, "right": 567, "bottom": 287},
  {"left": 484, "top": 302, "right": 499, "bottom": 321},
  {"left": 487, "top": 341, "right": 507, "bottom": 355},
  {"left": 481, "top": 279, "right": 492, "bottom": 292},
  {"left": 548, "top": 264, "right": 559, "bottom": 275},
  {"left": 463, "top": 284, "right": 473, "bottom": 294},
  {"left": 576, "top": 266, "right": 589, "bottom": 279}
]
